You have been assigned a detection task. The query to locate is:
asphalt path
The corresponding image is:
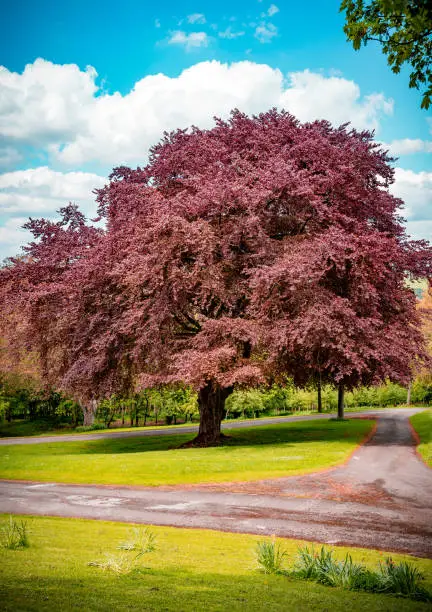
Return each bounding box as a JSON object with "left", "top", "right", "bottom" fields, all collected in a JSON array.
[
  {"left": 0, "top": 409, "right": 431, "bottom": 557},
  {"left": 0, "top": 409, "right": 408, "bottom": 445}
]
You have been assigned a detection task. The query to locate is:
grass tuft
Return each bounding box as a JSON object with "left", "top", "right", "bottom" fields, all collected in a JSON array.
[
  {"left": 256, "top": 537, "right": 287, "bottom": 574},
  {"left": 378, "top": 557, "right": 430, "bottom": 600},
  {"left": 117, "top": 526, "right": 156, "bottom": 554},
  {"left": 89, "top": 527, "right": 156, "bottom": 575},
  {"left": 284, "top": 544, "right": 432, "bottom": 601},
  {"left": 88, "top": 552, "right": 139, "bottom": 575},
  {"left": 1, "top": 516, "right": 29, "bottom": 550}
]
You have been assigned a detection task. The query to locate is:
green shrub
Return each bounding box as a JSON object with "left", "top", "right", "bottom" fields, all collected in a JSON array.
[
  {"left": 377, "top": 557, "right": 430, "bottom": 601},
  {"left": 295, "top": 547, "right": 377, "bottom": 591},
  {"left": 261, "top": 544, "right": 432, "bottom": 602},
  {"left": 412, "top": 377, "right": 432, "bottom": 405},
  {"left": 74, "top": 423, "right": 106, "bottom": 432}
]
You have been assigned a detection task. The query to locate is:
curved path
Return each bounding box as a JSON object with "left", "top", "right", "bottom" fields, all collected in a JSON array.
[{"left": 0, "top": 409, "right": 431, "bottom": 557}]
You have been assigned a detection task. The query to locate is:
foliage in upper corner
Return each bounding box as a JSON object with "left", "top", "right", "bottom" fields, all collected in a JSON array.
[{"left": 340, "top": 0, "right": 432, "bottom": 109}]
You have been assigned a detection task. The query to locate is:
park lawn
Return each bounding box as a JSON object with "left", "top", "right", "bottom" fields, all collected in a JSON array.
[
  {"left": 1, "top": 515, "right": 431, "bottom": 612},
  {"left": 0, "top": 419, "right": 372, "bottom": 486},
  {"left": 411, "top": 410, "right": 432, "bottom": 467}
]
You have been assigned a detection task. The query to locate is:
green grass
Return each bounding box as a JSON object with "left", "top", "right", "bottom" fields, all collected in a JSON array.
[
  {"left": 0, "top": 515, "right": 431, "bottom": 611},
  {"left": 411, "top": 410, "right": 432, "bottom": 467},
  {"left": 0, "top": 419, "right": 372, "bottom": 486}
]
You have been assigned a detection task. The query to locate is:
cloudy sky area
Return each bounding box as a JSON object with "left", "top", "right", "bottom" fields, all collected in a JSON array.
[{"left": 0, "top": 0, "right": 431, "bottom": 260}]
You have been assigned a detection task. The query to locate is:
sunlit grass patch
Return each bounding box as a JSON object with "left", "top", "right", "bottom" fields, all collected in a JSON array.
[
  {"left": 0, "top": 419, "right": 373, "bottom": 486},
  {"left": 1, "top": 515, "right": 431, "bottom": 611}
]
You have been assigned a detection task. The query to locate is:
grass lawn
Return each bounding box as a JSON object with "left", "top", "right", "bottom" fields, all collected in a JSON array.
[
  {"left": 1, "top": 515, "right": 431, "bottom": 611},
  {"left": 0, "top": 419, "right": 372, "bottom": 486},
  {"left": 411, "top": 410, "right": 432, "bottom": 467}
]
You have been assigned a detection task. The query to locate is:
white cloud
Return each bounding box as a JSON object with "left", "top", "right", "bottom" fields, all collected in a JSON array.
[
  {"left": 187, "top": 13, "right": 206, "bottom": 25},
  {"left": 218, "top": 27, "right": 245, "bottom": 39},
  {"left": 280, "top": 71, "right": 393, "bottom": 131},
  {"left": 0, "top": 166, "right": 105, "bottom": 215},
  {"left": 0, "top": 59, "right": 394, "bottom": 169},
  {"left": 266, "top": 4, "right": 279, "bottom": 17},
  {"left": 385, "top": 138, "right": 432, "bottom": 155},
  {"left": 390, "top": 168, "right": 432, "bottom": 229},
  {"left": 254, "top": 22, "right": 278, "bottom": 43},
  {"left": 0, "top": 217, "right": 31, "bottom": 261},
  {"left": 0, "top": 59, "right": 97, "bottom": 145},
  {"left": 168, "top": 31, "right": 209, "bottom": 50}
]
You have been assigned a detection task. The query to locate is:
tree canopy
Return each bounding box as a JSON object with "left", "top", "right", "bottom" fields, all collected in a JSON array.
[
  {"left": 340, "top": 0, "right": 432, "bottom": 109},
  {"left": 1, "top": 109, "right": 430, "bottom": 443}
]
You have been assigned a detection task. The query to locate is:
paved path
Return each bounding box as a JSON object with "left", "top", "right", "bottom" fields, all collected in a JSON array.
[
  {"left": 0, "top": 409, "right": 411, "bottom": 445},
  {"left": 1, "top": 409, "right": 431, "bottom": 557}
]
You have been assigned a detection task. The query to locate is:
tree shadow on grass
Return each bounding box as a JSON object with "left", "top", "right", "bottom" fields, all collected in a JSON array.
[
  {"left": 0, "top": 566, "right": 426, "bottom": 612},
  {"left": 37, "top": 421, "right": 372, "bottom": 456}
]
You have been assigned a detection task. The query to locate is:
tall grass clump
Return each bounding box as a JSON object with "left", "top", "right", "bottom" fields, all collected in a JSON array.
[
  {"left": 89, "top": 527, "right": 157, "bottom": 575},
  {"left": 293, "top": 545, "right": 379, "bottom": 591},
  {"left": 256, "top": 537, "right": 287, "bottom": 574},
  {"left": 254, "top": 542, "right": 431, "bottom": 602},
  {"left": 1, "top": 516, "right": 30, "bottom": 550},
  {"left": 117, "top": 527, "right": 156, "bottom": 554},
  {"left": 377, "top": 558, "right": 430, "bottom": 600}
]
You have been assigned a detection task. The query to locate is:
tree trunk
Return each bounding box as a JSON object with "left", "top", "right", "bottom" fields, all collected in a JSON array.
[
  {"left": 407, "top": 380, "right": 412, "bottom": 406},
  {"left": 317, "top": 379, "right": 322, "bottom": 413},
  {"left": 83, "top": 400, "right": 97, "bottom": 426},
  {"left": 337, "top": 383, "right": 345, "bottom": 419},
  {"left": 188, "top": 382, "right": 233, "bottom": 446}
]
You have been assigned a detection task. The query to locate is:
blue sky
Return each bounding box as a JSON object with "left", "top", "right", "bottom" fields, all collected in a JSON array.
[{"left": 0, "top": 0, "right": 431, "bottom": 259}]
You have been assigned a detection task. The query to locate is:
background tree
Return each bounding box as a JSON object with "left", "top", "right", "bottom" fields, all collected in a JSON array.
[
  {"left": 341, "top": 0, "right": 432, "bottom": 108},
  {"left": 1, "top": 110, "right": 430, "bottom": 443},
  {"left": 225, "top": 389, "right": 266, "bottom": 419}
]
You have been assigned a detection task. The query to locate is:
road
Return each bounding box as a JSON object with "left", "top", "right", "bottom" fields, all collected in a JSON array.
[{"left": 0, "top": 409, "right": 431, "bottom": 557}]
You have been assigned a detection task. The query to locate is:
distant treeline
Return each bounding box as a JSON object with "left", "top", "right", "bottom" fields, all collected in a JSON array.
[{"left": 1, "top": 374, "right": 431, "bottom": 430}]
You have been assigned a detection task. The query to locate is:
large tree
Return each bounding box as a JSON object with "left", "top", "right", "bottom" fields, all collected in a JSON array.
[
  {"left": 1, "top": 110, "right": 430, "bottom": 441},
  {"left": 340, "top": 0, "right": 432, "bottom": 109}
]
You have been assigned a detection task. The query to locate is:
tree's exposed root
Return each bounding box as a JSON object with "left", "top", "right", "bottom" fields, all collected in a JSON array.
[{"left": 179, "top": 433, "right": 231, "bottom": 448}]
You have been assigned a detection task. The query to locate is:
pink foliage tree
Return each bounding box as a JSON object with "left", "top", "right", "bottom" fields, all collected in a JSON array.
[{"left": 1, "top": 110, "right": 430, "bottom": 441}]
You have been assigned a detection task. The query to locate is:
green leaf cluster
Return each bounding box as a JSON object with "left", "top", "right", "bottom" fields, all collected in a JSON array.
[{"left": 341, "top": 1, "right": 432, "bottom": 108}]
